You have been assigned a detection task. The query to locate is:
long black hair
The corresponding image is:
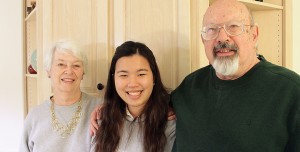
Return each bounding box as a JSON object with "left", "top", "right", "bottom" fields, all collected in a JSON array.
[{"left": 94, "top": 41, "right": 169, "bottom": 152}]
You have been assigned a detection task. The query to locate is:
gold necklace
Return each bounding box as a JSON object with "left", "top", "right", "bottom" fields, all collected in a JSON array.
[{"left": 50, "top": 95, "right": 83, "bottom": 138}]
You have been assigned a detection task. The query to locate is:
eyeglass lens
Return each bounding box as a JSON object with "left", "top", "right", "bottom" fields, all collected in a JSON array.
[{"left": 201, "top": 23, "right": 245, "bottom": 40}]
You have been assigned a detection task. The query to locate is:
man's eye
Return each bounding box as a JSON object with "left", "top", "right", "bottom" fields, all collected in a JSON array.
[
  {"left": 228, "top": 24, "right": 240, "bottom": 29},
  {"left": 58, "top": 63, "right": 65, "bottom": 66},
  {"left": 206, "top": 27, "right": 217, "bottom": 33}
]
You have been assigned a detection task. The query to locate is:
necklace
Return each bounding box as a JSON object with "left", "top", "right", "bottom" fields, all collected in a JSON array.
[{"left": 50, "top": 95, "right": 83, "bottom": 138}]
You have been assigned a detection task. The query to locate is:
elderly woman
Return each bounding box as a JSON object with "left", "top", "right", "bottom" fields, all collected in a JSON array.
[{"left": 20, "top": 40, "right": 101, "bottom": 152}]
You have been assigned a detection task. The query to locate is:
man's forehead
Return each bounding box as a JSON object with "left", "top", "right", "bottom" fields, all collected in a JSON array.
[{"left": 203, "top": 2, "right": 249, "bottom": 24}]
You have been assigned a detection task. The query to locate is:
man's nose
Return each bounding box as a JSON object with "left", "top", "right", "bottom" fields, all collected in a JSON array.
[{"left": 216, "top": 27, "right": 230, "bottom": 42}]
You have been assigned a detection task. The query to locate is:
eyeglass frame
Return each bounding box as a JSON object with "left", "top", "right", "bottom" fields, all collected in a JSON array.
[{"left": 201, "top": 22, "right": 254, "bottom": 40}]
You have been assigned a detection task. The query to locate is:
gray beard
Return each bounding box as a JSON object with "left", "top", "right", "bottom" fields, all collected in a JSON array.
[{"left": 212, "top": 53, "right": 239, "bottom": 76}]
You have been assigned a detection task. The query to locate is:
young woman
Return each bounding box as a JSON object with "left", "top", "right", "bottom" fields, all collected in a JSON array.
[{"left": 91, "top": 41, "right": 176, "bottom": 152}]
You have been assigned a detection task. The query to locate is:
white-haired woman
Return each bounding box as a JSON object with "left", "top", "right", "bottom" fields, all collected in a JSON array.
[{"left": 20, "top": 40, "right": 101, "bottom": 152}]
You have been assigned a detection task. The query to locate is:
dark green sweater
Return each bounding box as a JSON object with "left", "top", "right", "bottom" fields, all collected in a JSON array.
[{"left": 171, "top": 57, "right": 300, "bottom": 152}]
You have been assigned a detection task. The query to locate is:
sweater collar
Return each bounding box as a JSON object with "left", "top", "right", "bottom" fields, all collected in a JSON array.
[{"left": 211, "top": 55, "right": 266, "bottom": 88}]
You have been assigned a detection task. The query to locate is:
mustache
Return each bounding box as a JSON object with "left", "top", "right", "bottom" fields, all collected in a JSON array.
[{"left": 213, "top": 42, "right": 238, "bottom": 53}]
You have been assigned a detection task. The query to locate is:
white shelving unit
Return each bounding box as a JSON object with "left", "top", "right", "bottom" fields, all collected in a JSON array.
[{"left": 24, "top": 0, "right": 38, "bottom": 113}]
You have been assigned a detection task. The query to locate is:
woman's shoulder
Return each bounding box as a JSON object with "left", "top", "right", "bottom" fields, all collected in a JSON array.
[
  {"left": 164, "top": 120, "right": 176, "bottom": 152},
  {"left": 165, "top": 120, "right": 176, "bottom": 135},
  {"left": 82, "top": 92, "right": 102, "bottom": 104},
  {"left": 24, "top": 100, "right": 51, "bottom": 123},
  {"left": 81, "top": 92, "right": 102, "bottom": 113},
  {"left": 27, "top": 100, "right": 50, "bottom": 114}
]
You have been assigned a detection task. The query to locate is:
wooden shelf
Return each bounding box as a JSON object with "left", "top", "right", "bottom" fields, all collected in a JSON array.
[
  {"left": 238, "top": 0, "right": 283, "bottom": 11},
  {"left": 209, "top": 0, "right": 283, "bottom": 11},
  {"left": 25, "top": 74, "right": 38, "bottom": 78},
  {"left": 25, "top": 8, "right": 36, "bottom": 22},
  {"left": 24, "top": 0, "right": 39, "bottom": 114}
]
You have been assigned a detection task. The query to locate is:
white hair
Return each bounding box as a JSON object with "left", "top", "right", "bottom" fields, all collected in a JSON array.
[
  {"left": 212, "top": 53, "right": 239, "bottom": 76},
  {"left": 44, "top": 39, "right": 88, "bottom": 73}
]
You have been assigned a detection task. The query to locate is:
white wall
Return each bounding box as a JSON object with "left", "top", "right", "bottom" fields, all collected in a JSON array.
[
  {"left": 293, "top": 0, "right": 300, "bottom": 74},
  {"left": 0, "top": 0, "right": 24, "bottom": 151}
]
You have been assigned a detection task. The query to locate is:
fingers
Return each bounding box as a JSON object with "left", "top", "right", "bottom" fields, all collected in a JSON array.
[
  {"left": 92, "top": 116, "right": 99, "bottom": 130},
  {"left": 90, "top": 105, "right": 101, "bottom": 136},
  {"left": 96, "top": 105, "right": 103, "bottom": 119},
  {"left": 167, "top": 114, "right": 176, "bottom": 121},
  {"left": 167, "top": 107, "right": 177, "bottom": 121},
  {"left": 89, "top": 117, "right": 98, "bottom": 136},
  {"left": 90, "top": 125, "right": 96, "bottom": 136},
  {"left": 89, "top": 114, "right": 97, "bottom": 136}
]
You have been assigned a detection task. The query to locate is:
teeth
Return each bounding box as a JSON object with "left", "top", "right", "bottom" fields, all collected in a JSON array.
[
  {"left": 128, "top": 91, "right": 141, "bottom": 96},
  {"left": 62, "top": 78, "right": 74, "bottom": 82},
  {"left": 219, "top": 49, "right": 230, "bottom": 53}
]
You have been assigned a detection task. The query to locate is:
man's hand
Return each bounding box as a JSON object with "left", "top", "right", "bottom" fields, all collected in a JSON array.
[
  {"left": 168, "top": 107, "right": 176, "bottom": 120},
  {"left": 89, "top": 104, "right": 103, "bottom": 136}
]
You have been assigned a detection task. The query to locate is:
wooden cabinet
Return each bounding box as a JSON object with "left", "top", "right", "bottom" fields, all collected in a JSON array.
[
  {"left": 113, "top": 0, "right": 291, "bottom": 88},
  {"left": 23, "top": 0, "right": 110, "bottom": 114},
  {"left": 23, "top": 0, "right": 291, "bottom": 114},
  {"left": 50, "top": 0, "right": 109, "bottom": 97},
  {"left": 238, "top": 0, "right": 285, "bottom": 66}
]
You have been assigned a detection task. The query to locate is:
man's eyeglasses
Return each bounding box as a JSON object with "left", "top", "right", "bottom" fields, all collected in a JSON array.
[{"left": 201, "top": 22, "right": 253, "bottom": 40}]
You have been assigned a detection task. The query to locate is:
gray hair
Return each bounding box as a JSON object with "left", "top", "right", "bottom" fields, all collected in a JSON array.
[
  {"left": 44, "top": 40, "right": 88, "bottom": 73},
  {"left": 245, "top": 5, "right": 255, "bottom": 25}
]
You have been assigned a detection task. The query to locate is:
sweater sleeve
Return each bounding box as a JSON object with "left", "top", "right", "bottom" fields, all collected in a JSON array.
[
  {"left": 286, "top": 105, "right": 300, "bottom": 152},
  {"left": 294, "top": 110, "right": 300, "bottom": 151},
  {"left": 284, "top": 86, "right": 300, "bottom": 152},
  {"left": 89, "top": 135, "right": 96, "bottom": 152},
  {"left": 164, "top": 120, "right": 176, "bottom": 152},
  {"left": 19, "top": 113, "right": 33, "bottom": 152}
]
